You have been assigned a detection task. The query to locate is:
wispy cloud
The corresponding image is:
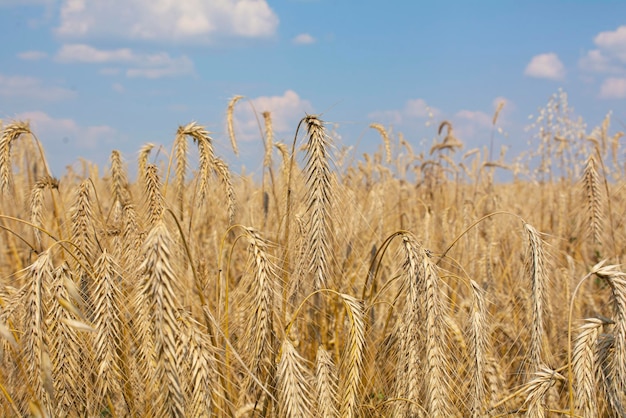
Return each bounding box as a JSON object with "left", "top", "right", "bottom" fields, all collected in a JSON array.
[
  {"left": 292, "top": 33, "right": 315, "bottom": 45},
  {"left": 369, "top": 98, "right": 441, "bottom": 125},
  {"left": 524, "top": 53, "right": 565, "bottom": 80},
  {"left": 17, "top": 50, "right": 48, "bottom": 61},
  {"left": 56, "top": 44, "right": 194, "bottom": 78},
  {"left": 55, "top": 0, "right": 279, "bottom": 42},
  {"left": 0, "top": 74, "right": 76, "bottom": 101}
]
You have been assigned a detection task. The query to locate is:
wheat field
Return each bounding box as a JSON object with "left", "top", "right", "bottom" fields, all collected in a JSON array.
[{"left": 0, "top": 93, "right": 625, "bottom": 417}]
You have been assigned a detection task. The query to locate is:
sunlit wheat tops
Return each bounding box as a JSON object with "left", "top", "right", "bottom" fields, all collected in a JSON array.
[{"left": 2, "top": 92, "right": 626, "bottom": 417}]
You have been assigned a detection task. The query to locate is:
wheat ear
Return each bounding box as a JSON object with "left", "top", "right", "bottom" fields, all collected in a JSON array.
[
  {"left": 524, "top": 223, "right": 547, "bottom": 372},
  {"left": 240, "top": 227, "right": 277, "bottom": 399},
  {"left": 0, "top": 120, "right": 31, "bottom": 193},
  {"left": 523, "top": 367, "right": 565, "bottom": 418},
  {"left": 138, "top": 221, "right": 185, "bottom": 417},
  {"left": 581, "top": 153, "right": 604, "bottom": 248},
  {"left": 226, "top": 95, "right": 243, "bottom": 156},
  {"left": 22, "top": 251, "right": 54, "bottom": 414},
  {"left": 301, "top": 115, "right": 333, "bottom": 293},
  {"left": 109, "top": 150, "right": 129, "bottom": 205},
  {"left": 212, "top": 157, "right": 236, "bottom": 224},
  {"left": 91, "top": 250, "right": 125, "bottom": 413},
  {"left": 315, "top": 346, "right": 338, "bottom": 418},
  {"left": 263, "top": 111, "right": 274, "bottom": 168},
  {"left": 338, "top": 293, "right": 365, "bottom": 418},
  {"left": 47, "top": 263, "right": 85, "bottom": 416},
  {"left": 29, "top": 176, "right": 58, "bottom": 251},
  {"left": 469, "top": 279, "right": 488, "bottom": 418},
  {"left": 369, "top": 123, "right": 391, "bottom": 164},
  {"left": 277, "top": 339, "right": 313, "bottom": 418},
  {"left": 573, "top": 316, "right": 611, "bottom": 418}
]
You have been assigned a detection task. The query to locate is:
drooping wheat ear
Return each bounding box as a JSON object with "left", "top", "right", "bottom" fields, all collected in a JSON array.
[
  {"left": 29, "top": 176, "right": 58, "bottom": 250},
  {"left": 226, "top": 95, "right": 243, "bottom": 156},
  {"left": 573, "top": 316, "right": 611, "bottom": 418},
  {"left": 523, "top": 367, "right": 565, "bottom": 418},
  {"left": 173, "top": 129, "right": 189, "bottom": 218},
  {"left": 301, "top": 115, "right": 334, "bottom": 292},
  {"left": 315, "top": 346, "right": 338, "bottom": 418},
  {"left": 596, "top": 333, "right": 626, "bottom": 416},
  {"left": 239, "top": 227, "right": 277, "bottom": 399},
  {"left": 137, "top": 143, "right": 155, "bottom": 184},
  {"left": 338, "top": 293, "right": 365, "bottom": 418},
  {"left": 138, "top": 221, "right": 185, "bottom": 417},
  {"left": 0, "top": 120, "right": 31, "bottom": 193},
  {"left": 599, "top": 269, "right": 626, "bottom": 395},
  {"left": 178, "top": 310, "right": 218, "bottom": 418},
  {"left": 109, "top": 150, "right": 129, "bottom": 205},
  {"left": 397, "top": 232, "right": 451, "bottom": 417},
  {"left": 369, "top": 123, "right": 391, "bottom": 164},
  {"left": 177, "top": 122, "right": 216, "bottom": 203},
  {"left": 263, "top": 111, "right": 274, "bottom": 167},
  {"left": 277, "top": 339, "right": 313, "bottom": 418},
  {"left": 91, "top": 250, "right": 124, "bottom": 413},
  {"left": 22, "top": 250, "right": 54, "bottom": 413},
  {"left": 469, "top": 279, "right": 488, "bottom": 418},
  {"left": 524, "top": 223, "right": 547, "bottom": 372},
  {"left": 275, "top": 142, "right": 290, "bottom": 180},
  {"left": 212, "top": 157, "right": 236, "bottom": 224},
  {"left": 143, "top": 164, "right": 165, "bottom": 228},
  {"left": 581, "top": 153, "right": 604, "bottom": 248},
  {"left": 47, "top": 263, "right": 85, "bottom": 416}
]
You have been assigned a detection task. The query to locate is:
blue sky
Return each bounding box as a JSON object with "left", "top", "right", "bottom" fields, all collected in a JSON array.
[{"left": 1, "top": 0, "right": 626, "bottom": 177}]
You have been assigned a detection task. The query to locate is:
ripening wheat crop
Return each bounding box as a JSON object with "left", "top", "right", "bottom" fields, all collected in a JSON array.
[{"left": 1, "top": 92, "right": 626, "bottom": 417}]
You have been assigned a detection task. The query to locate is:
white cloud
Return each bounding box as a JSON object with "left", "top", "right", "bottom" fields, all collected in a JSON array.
[
  {"left": 56, "top": 0, "right": 279, "bottom": 41},
  {"left": 0, "top": 74, "right": 76, "bottom": 101},
  {"left": 524, "top": 53, "right": 565, "bottom": 80},
  {"left": 111, "top": 83, "right": 124, "bottom": 93},
  {"left": 12, "top": 111, "right": 117, "bottom": 150},
  {"left": 234, "top": 90, "right": 313, "bottom": 141},
  {"left": 293, "top": 33, "right": 315, "bottom": 45},
  {"left": 17, "top": 50, "right": 48, "bottom": 61},
  {"left": 594, "top": 25, "right": 626, "bottom": 62},
  {"left": 369, "top": 98, "right": 440, "bottom": 125},
  {"left": 56, "top": 44, "right": 134, "bottom": 63},
  {"left": 455, "top": 110, "right": 491, "bottom": 128},
  {"left": 599, "top": 77, "right": 626, "bottom": 99},
  {"left": 56, "top": 44, "right": 194, "bottom": 78}
]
